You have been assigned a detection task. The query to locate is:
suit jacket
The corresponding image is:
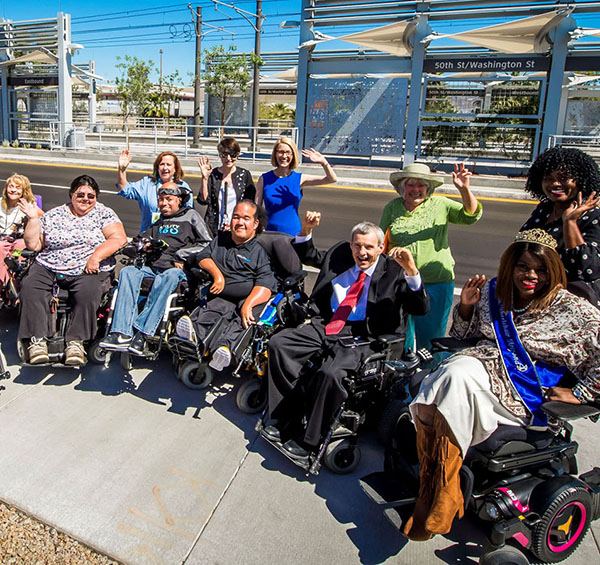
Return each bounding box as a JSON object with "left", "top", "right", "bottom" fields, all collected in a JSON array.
[{"left": 294, "top": 238, "right": 429, "bottom": 336}]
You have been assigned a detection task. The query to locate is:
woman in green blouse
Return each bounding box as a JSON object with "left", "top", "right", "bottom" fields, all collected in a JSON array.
[{"left": 380, "top": 162, "right": 482, "bottom": 354}]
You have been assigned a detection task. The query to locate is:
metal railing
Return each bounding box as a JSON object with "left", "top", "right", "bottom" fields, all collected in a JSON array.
[{"left": 44, "top": 120, "right": 299, "bottom": 162}]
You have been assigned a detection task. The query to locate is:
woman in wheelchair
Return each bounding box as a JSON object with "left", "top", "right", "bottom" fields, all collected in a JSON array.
[
  {"left": 0, "top": 173, "right": 43, "bottom": 305},
  {"left": 404, "top": 228, "right": 600, "bottom": 542},
  {"left": 100, "top": 184, "right": 211, "bottom": 355},
  {"left": 17, "top": 175, "right": 127, "bottom": 366}
]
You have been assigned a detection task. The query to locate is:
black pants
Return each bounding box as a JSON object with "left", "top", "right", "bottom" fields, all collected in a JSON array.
[
  {"left": 267, "top": 317, "right": 366, "bottom": 447},
  {"left": 18, "top": 262, "right": 110, "bottom": 342},
  {"left": 190, "top": 297, "right": 265, "bottom": 360}
]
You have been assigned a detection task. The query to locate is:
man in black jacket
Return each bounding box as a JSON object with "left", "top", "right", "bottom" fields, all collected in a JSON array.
[
  {"left": 101, "top": 184, "right": 211, "bottom": 354},
  {"left": 263, "top": 212, "right": 429, "bottom": 458}
]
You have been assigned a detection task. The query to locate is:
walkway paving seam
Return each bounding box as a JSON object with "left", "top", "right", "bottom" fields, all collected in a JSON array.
[{"left": 180, "top": 431, "right": 260, "bottom": 564}]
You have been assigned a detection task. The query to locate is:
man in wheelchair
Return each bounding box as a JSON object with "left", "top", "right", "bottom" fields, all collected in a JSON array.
[
  {"left": 178, "top": 199, "right": 278, "bottom": 372},
  {"left": 261, "top": 212, "right": 429, "bottom": 462},
  {"left": 100, "top": 184, "right": 211, "bottom": 354},
  {"left": 401, "top": 229, "right": 600, "bottom": 548}
]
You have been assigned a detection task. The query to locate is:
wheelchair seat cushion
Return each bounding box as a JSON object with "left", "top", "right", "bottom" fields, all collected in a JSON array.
[
  {"left": 472, "top": 424, "right": 554, "bottom": 454},
  {"left": 257, "top": 232, "right": 302, "bottom": 282}
]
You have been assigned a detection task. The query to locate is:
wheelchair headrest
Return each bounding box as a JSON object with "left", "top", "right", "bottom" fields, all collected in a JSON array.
[{"left": 257, "top": 231, "right": 303, "bottom": 281}]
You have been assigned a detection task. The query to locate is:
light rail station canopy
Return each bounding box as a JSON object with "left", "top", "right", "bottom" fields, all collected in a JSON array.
[{"left": 427, "top": 10, "right": 568, "bottom": 53}]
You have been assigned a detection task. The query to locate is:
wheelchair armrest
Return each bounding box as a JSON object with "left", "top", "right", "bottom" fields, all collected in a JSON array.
[
  {"left": 283, "top": 270, "right": 306, "bottom": 290},
  {"left": 542, "top": 401, "right": 600, "bottom": 422},
  {"left": 430, "top": 337, "right": 480, "bottom": 352},
  {"left": 190, "top": 267, "right": 212, "bottom": 284},
  {"left": 20, "top": 249, "right": 37, "bottom": 259},
  {"left": 375, "top": 334, "right": 405, "bottom": 346}
]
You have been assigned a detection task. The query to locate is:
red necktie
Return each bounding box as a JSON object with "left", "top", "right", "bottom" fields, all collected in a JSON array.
[{"left": 325, "top": 271, "right": 367, "bottom": 335}]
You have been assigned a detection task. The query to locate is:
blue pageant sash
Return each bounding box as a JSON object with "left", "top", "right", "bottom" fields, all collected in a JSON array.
[{"left": 488, "top": 278, "right": 566, "bottom": 427}]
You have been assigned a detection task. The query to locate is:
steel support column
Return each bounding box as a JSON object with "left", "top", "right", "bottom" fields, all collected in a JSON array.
[
  {"left": 57, "top": 12, "right": 73, "bottom": 148},
  {"left": 403, "top": 13, "right": 430, "bottom": 165},
  {"left": 540, "top": 15, "right": 576, "bottom": 150},
  {"left": 295, "top": 0, "right": 313, "bottom": 151}
]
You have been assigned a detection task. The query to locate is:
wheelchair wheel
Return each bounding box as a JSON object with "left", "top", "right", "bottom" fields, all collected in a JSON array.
[
  {"left": 120, "top": 353, "right": 133, "bottom": 371},
  {"left": 16, "top": 340, "right": 26, "bottom": 363},
  {"left": 531, "top": 486, "right": 592, "bottom": 562},
  {"left": 323, "top": 439, "right": 361, "bottom": 474},
  {"left": 479, "top": 543, "right": 529, "bottom": 565},
  {"left": 378, "top": 400, "right": 410, "bottom": 446},
  {"left": 88, "top": 339, "right": 108, "bottom": 365},
  {"left": 236, "top": 379, "right": 266, "bottom": 414},
  {"left": 179, "top": 360, "right": 213, "bottom": 390}
]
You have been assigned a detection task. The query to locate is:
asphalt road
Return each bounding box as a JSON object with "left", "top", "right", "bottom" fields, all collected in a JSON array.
[{"left": 0, "top": 159, "right": 536, "bottom": 285}]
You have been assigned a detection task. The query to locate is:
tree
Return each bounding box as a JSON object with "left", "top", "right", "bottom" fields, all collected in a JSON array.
[
  {"left": 259, "top": 102, "right": 295, "bottom": 121},
  {"left": 114, "top": 55, "right": 154, "bottom": 124},
  {"left": 203, "top": 45, "right": 261, "bottom": 128},
  {"left": 143, "top": 70, "right": 182, "bottom": 119}
]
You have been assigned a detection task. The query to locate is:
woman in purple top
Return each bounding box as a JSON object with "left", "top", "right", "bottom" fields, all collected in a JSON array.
[{"left": 255, "top": 137, "right": 337, "bottom": 235}]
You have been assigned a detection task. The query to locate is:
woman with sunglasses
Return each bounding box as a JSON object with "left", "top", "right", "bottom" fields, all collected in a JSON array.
[
  {"left": 197, "top": 137, "right": 256, "bottom": 236},
  {"left": 17, "top": 175, "right": 127, "bottom": 366}
]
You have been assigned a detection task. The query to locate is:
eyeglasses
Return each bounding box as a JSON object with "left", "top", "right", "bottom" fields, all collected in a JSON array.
[
  {"left": 276, "top": 150, "right": 293, "bottom": 156},
  {"left": 73, "top": 192, "right": 96, "bottom": 200},
  {"left": 219, "top": 151, "right": 239, "bottom": 159}
]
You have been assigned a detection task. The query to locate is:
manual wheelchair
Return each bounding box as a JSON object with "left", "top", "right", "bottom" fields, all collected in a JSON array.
[
  {"left": 360, "top": 337, "right": 600, "bottom": 564},
  {"left": 257, "top": 333, "right": 432, "bottom": 476},
  {"left": 167, "top": 231, "right": 307, "bottom": 414}
]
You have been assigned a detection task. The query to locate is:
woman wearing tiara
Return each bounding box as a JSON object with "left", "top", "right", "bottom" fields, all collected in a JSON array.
[
  {"left": 403, "top": 228, "right": 600, "bottom": 542},
  {"left": 521, "top": 146, "right": 600, "bottom": 307}
]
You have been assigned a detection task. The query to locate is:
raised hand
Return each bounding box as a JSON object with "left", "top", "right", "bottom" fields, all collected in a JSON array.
[
  {"left": 17, "top": 198, "right": 40, "bottom": 220},
  {"left": 452, "top": 162, "right": 472, "bottom": 192},
  {"left": 564, "top": 191, "right": 600, "bottom": 223},
  {"left": 118, "top": 149, "right": 132, "bottom": 172},
  {"left": 198, "top": 156, "right": 213, "bottom": 179},
  {"left": 388, "top": 246, "right": 418, "bottom": 277},
  {"left": 301, "top": 148, "right": 327, "bottom": 165},
  {"left": 460, "top": 274, "right": 487, "bottom": 307},
  {"left": 300, "top": 210, "right": 321, "bottom": 236}
]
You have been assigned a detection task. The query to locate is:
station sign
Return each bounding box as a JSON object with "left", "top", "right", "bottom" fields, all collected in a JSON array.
[
  {"left": 424, "top": 56, "right": 550, "bottom": 74},
  {"left": 8, "top": 76, "right": 59, "bottom": 87}
]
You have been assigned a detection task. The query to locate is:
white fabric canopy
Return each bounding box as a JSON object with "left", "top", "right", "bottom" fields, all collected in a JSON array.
[
  {"left": 427, "top": 11, "right": 566, "bottom": 54},
  {"left": 271, "top": 67, "right": 297, "bottom": 82},
  {"left": 0, "top": 48, "right": 58, "bottom": 67},
  {"left": 300, "top": 20, "right": 414, "bottom": 57}
]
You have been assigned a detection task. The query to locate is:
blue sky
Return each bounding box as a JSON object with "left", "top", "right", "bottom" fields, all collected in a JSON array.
[{"left": 1, "top": 1, "right": 599, "bottom": 84}]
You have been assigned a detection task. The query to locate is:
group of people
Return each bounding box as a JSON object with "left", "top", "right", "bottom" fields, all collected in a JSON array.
[{"left": 1, "top": 140, "right": 599, "bottom": 543}]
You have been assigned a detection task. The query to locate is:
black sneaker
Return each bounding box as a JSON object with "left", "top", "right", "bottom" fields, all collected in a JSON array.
[
  {"left": 100, "top": 332, "right": 132, "bottom": 351},
  {"left": 128, "top": 332, "right": 146, "bottom": 356}
]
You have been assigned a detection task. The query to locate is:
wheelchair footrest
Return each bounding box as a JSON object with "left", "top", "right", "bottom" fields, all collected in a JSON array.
[{"left": 360, "top": 472, "right": 418, "bottom": 507}]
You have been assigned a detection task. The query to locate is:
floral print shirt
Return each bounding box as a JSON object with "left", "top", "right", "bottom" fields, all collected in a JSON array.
[
  {"left": 36, "top": 203, "right": 122, "bottom": 276},
  {"left": 450, "top": 283, "right": 600, "bottom": 417}
]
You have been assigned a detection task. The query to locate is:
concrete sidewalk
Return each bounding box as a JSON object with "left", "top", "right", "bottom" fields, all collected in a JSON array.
[
  {"left": 0, "top": 309, "right": 598, "bottom": 564},
  {"left": 0, "top": 147, "right": 532, "bottom": 201}
]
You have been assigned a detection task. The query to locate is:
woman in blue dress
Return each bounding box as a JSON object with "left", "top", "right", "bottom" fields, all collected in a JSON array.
[
  {"left": 117, "top": 149, "right": 193, "bottom": 232},
  {"left": 255, "top": 137, "right": 337, "bottom": 235}
]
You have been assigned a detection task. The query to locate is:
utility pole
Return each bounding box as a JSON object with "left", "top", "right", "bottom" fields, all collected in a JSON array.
[
  {"left": 251, "top": 0, "right": 262, "bottom": 149},
  {"left": 193, "top": 5, "right": 202, "bottom": 146}
]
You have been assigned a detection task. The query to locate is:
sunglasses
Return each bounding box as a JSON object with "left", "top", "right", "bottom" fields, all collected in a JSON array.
[
  {"left": 219, "top": 151, "right": 239, "bottom": 159},
  {"left": 73, "top": 192, "right": 96, "bottom": 200}
]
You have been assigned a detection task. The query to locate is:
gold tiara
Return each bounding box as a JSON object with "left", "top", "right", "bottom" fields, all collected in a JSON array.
[{"left": 514, "top": 229, "right": 558, "bottom": 250}]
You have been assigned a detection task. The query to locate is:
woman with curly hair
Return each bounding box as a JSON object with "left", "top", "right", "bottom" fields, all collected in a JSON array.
[{"left": 521, "top": 146, "right": 600, "bottom": 307}]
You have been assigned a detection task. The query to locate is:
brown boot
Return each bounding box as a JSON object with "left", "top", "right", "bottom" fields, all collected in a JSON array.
[
  {"left": 403, "top": 419, "right": 435, "bottom": 541},
  {"left": 425, "top": 412, "right": 464, "bottom": 535}
]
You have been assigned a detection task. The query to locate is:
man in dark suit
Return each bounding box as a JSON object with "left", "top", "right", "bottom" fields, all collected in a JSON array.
[{"left": 263, "top": 211, "right": 429, "bottom": 459}]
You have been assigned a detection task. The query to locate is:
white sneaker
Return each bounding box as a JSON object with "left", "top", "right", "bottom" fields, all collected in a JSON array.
[
  {"left": 209, "top": 346, "right": 231, "bottom": 371},
  {"left": 175, "top": 315, "right": 196, "bottom": 342}
]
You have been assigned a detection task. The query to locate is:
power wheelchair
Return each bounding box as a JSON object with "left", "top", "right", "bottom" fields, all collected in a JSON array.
[
  {"left": 92, "top": 238, "right": 202, "bottom": 371},
  {"left": 167, "top": 231, "right": 308, "bottom": 414},
  {"left": 257, "top": 332, "right": 432, "bottom": 475},
  {"left": 360, "top": 337, "right": 600, "bottom": 564}
]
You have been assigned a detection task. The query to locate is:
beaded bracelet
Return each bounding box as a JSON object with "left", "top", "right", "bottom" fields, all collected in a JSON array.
[{"left": 572, "top": 383, "right": 594, "bottom": 404}]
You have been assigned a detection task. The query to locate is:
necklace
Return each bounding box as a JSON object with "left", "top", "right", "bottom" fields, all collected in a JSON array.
[{"left": 512, "top": 300, "right": 533, "bottom": 314}]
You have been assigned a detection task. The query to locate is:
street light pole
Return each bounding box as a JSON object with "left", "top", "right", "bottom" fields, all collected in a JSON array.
[
  {"left": 251, "top": 0, "right": 262, "bottom": 148},
  {"left": 193, "top": 6, "right": 202, "bottom": 146}
]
